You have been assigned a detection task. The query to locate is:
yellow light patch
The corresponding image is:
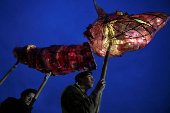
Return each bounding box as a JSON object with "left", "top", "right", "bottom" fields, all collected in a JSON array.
[
  {"left": 27, "top": 45, "right": 36, "bottom": 52},
  {"left": 117, "top": 11, "right": 123, "bottom": 15},
  {"left": 104, "top": 20, "right": 121, "bottom": 54}
]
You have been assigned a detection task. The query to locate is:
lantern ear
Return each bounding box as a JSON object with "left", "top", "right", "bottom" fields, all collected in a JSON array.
[{"left": 93, "top": 0, "right": 107, "bottom": 18}]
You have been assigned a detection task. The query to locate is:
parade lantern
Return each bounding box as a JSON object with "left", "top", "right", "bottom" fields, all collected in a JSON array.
[
  {"left": 0, "top": 42, "right": 96, "bottom": 107},
  {"left": 83, "top": 0, "right": 170, "bottom": 113},
  {"left": 13, "top": 42, "right": 96, "bottom": 75}
]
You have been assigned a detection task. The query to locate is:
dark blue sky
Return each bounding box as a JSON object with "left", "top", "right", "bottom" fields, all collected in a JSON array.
[{"left": 0, "top": 0, "right": 170, "bottom": 113}]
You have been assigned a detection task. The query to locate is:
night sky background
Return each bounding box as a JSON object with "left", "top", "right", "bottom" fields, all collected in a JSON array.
[{"left": 0, "top": 0, "right": 170, "bottom": 113}]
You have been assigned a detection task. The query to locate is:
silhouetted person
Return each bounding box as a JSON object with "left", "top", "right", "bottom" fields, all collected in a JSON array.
[
  {"left": 61, "top": 71, "right": 106, "bottom": 113},
  {"left": 0, "top": 88, "right": 37, "bottom": 113}
]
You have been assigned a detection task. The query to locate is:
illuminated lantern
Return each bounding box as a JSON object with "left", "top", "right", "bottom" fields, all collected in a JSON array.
[
  {"left": 84, "top": 1, "right": 170, "bottom": 57},
  {"left": 83, "top": 0, "right": 169, "bottom": 113},
  {"left": 13, "top": 42, "right": 96, "bottom": 75}
]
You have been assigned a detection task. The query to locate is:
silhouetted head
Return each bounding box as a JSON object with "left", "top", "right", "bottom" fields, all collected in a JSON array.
[
  {"left": 21, "top": 88, "right": 37, "bottom": 105},
  {"left": 75, "top": 71, "right": 94, "bottom": 88}
]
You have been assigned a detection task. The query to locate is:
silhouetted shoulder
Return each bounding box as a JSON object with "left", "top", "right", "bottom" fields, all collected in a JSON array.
[{"left": 0, "top": 97, "right": 17, "bottom": 106}]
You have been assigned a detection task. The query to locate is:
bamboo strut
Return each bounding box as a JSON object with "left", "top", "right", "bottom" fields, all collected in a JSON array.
[
  {"left": 29, "top": 72, "right": 52, "bottom": 108},
  {"left": 0, "top": 61, "right": 19, "bottom": 85},
  {"left": 95, "top": 41, "right": 112, "bottom": 113}
]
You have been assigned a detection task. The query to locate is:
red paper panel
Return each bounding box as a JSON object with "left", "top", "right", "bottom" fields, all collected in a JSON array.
[{"left": 13, "top": 42, "right": 97, "bottom": 76}]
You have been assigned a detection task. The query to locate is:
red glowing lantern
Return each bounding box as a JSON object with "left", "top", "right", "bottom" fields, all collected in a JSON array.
[
  {"left": 12, "top": 42, "right": 96, "bottom": 75},
  {"left": 83, "top": 0, "right": 169, "bottom": 113},
  {"left": 84, "top": 1, "right": 169, "bottom": 57}
]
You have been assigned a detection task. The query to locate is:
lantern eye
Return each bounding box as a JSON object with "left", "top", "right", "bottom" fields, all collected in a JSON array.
[{"left": 134, "top": 19, "right": 152, "bottom": 27}]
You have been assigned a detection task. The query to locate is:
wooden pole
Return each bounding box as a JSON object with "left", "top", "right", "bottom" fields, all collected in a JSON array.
[
  {"left": 0, "top": 61, "right": 19, "bottom": 85},
  {"left": 95, "top": 41, "right": 112, "bottom": 113},
  {"left": 29, "top": 72, "right": 52, "bottom": 108}
]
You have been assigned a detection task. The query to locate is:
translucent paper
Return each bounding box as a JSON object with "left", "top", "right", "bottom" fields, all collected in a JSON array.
[
  {"left": 84, "top": 2, "right": 169, "bottom": 57},
  {"left": 13, "top": 42, "right": 97, "bottom": 75}
]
